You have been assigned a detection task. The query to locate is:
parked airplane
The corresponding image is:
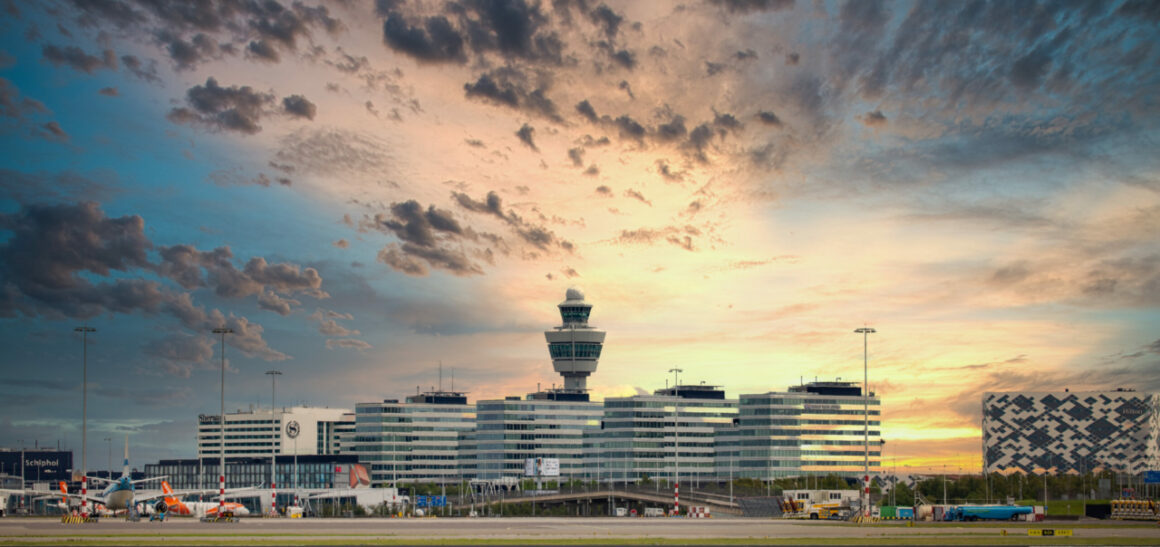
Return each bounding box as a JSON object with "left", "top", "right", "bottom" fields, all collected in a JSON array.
[
  {"left": 155, "top": 481, "right": 250, "bottom": 517},
  {"left": 58, "top": 438, "right": 167, "bottom": 513}
]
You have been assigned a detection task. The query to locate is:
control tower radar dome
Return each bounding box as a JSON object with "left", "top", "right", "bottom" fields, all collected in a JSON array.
[{"left": 545, "top": 287, "right": 606, "bottom": 394}]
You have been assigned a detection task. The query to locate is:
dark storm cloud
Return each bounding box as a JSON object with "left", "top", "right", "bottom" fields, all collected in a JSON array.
[
  {"left": 785, "top": 52, "right": 799, "bottom": 65},
  {"left": 377, "top": 242, "right": 482, "bottom": 277},
  {"left": 709, "top": 0, "right": 795, "bottom": 14},
  {"left": 167, "top": 77, "right": 275, "bottom": 134},
  {"left": 464, "top": 73, "right": 520, "bottom": 106},
  {"left": 463, "top": 69, "right": 563, "bottom": 122},
  {"left": 516, "top": 123, "right": 537, "bottom": 151},
  {"left": 614, "top": 115, "right": 645, "bottom": 141},
  {"left": 282, "top": 94, "right": 317, "bottom": 120},
  {"left": 120, "top": 55, "right": 160, "bottom": 83},
  {"left": 0, "top": 201, "right": 151, "bottom": 295},
  {"left": 69, "top": 0, "right": 343, "bottom": 70},
  {"left": 41, "top": 44, "right": 117, "bottom": 73},
  {"left": 382, "top": 13, "right": 466, "bottom": 63},
  {"left": 0, "top": 201, "right": 307, "bottom": 360},
  {"left": 383, "top": 200, "right": 465, "bottom": 246},
  {"left": 155, "top": 244, "right": 327, "bottom": 300},
  {"left": 451, "top": 190, "right": 573, "bottom": 253},
  {"left": 156, "top": 31, "right": 227, "bottom": 71},
  {"left": 247, "top": 39, "right": 280, "bottom": 62},
  {"left": 655, "top": 116, "right": 687, "bottom": 142},
  {"left": 757, "top": 110, "right": 783, "bottom": 127},
  {"left": 588, "top": 4, "right": 623, "bottom": 39},
  {"left": 609, "top": 49, "right": 635, "bottom": 69},
  {"left": 567, "top": 147, "right": 584, "bottom": 167},
  {"left": 98, "top": 86, "right": 118, "bottom": 96},
  {"left": 576, "top": 99, "right": 598, "bottom": 122}
]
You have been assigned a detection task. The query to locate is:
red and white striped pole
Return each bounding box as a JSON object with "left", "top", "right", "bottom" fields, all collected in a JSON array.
[
  {"left": 81, "top": 478, "right": 87, "bottom": 517},
  {"left": 674, "top": 481, "right": 679, "bottom": 516},
  {"left": 271, "top": 481, "right": 276, "bottom": 516},
  {"left": 864, "top": 475, "right": 870, "bottom": 517},
  {"left": 219, "top": 472, "right": 225, "bottom": 513}
]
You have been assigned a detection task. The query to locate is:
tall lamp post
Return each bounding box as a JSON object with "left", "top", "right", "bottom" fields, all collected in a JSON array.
[
  {"left": 266, "top": 369, "right": 282, "bottom": 515},
  {"left": 104, "top": 438, "right": 112, "bottom": 479},
  {"left": 213, "top": 327, "right": 234, "bottom": 514},
  {"left": 855, "top": 327, "right": 876, "bottom": 518},
  {"left": 75, "top": 325, "right": 95, "bottom": 516},
  {"left": 668, "top": 367, "right": 682, "bottom": 516}
]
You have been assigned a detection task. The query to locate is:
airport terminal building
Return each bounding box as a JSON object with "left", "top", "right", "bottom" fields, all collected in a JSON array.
[
  {"left": 196, "top": 406, "right": 353, "bottom": 460},
  {"left": 348, "top": 391, "right": 476, "bottom": 485},
  {"left": 717, "top": 381, "right": 883, "bottom": 480},
  {"left": 982, "top": 389, "right": 1160, "bottom": 474}
]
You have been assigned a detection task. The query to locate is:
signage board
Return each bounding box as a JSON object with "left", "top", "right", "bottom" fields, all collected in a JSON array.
[
  {"left": 524, "top": 457, "right": 561, "bottom": 477},
  {"left": 1144, "top": 470, "right": 1160, "bottom": 484}
]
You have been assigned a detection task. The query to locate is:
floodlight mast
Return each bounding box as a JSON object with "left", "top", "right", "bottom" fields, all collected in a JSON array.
[{"left": 854, "top": 327, "right": 876, "bottom": 518}]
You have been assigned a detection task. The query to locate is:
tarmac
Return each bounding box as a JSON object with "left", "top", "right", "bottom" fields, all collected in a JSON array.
[{"left": 1, "top": 516, "right": 1159, "bottom": 545}]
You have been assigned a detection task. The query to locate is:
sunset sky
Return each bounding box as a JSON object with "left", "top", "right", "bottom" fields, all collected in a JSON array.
[{"left": 1, "top": 0, "right": 1158, "bottom": 472}]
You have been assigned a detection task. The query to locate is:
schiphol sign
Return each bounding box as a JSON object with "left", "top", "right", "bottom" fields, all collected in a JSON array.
[{"left": 0, "top": 451, "right": 72, "bottom": 481}]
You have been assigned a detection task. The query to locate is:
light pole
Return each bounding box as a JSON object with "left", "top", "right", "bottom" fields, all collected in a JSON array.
[
  {"left": 266, "top": 369, "right": 282, "bottom": 515},
  {"left": 104, "top": 438, "right": 112, "bottom": 479},
  {"left": 75, "top": 325, "right": 95, "bottom": 516},
  {"left": 213, "top": 327, "right": 234, "bottom": 514},
  {"left": 854, "top": 326, "right": 876, "bottom": 517},
  {"left": 668, "top": 367, "right": 682, "bottom": 516}
]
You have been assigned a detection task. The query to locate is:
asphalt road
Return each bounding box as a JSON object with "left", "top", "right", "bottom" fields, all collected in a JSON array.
[{"left": 2, "top": 516, "right": 1158, "bottom": 544}]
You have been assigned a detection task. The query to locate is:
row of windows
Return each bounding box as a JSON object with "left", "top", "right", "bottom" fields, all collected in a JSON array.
[
  {"left": 739, "top": 398, "right": 881, "bottom": 406},
  {"left": 548, "top": 342, "right": 604, "bottom": 359}
]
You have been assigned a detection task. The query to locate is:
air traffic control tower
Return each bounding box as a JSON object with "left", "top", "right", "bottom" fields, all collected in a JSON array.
[{"left": 542, "top": 287, "right": 605, "bottom": 401}]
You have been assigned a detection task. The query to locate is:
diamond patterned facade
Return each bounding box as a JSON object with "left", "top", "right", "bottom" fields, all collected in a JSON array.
[{"left": 982, "top": 391, "right": 1160, "bottom": 474}]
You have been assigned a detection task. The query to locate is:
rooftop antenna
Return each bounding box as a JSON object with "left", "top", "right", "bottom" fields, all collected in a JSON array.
[
  {"left": 451, "top": 368, "right": 455, "bottom": 392},
  {"left": 416, "top": 385, "right": 420, "bottom": 395},
  {"left": 438, "top": 361, "right": 443, "bottom": 392}
]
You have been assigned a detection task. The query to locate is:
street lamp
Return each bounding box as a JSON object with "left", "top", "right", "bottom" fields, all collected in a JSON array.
[
  {"left": 854, "top": 326, "right": 876, "bottom": 517},
  {"left": 75, "top": 325, "right": 95, "bottom": 516},
  {"left": 668, "top": 367, "right": 682, "bottom": 516},
  {"left": 266, "top": 369, "right": 282, "bottom": 515},
  {"left": 212, "top": 327, "right": 234, "bottom": 513}
]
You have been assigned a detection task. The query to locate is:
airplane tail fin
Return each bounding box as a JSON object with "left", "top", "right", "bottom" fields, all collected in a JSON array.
[
  {"left": 122, "top": 435, "right": 130, "bottom": 478},
  {"left": 161, "top": 481, "right": 180, "bottom": 505}
]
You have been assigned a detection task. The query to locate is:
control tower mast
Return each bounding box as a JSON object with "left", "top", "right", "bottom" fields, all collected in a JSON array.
[{"left": 544, "top": 287, "right": 606, "bottom": 395}]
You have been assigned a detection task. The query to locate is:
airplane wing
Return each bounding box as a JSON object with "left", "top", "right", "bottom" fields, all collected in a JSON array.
[
  {"left": 54, "top": 482, "right": 105, "bottom": 505},
  {"left": 139, "top": 486, "right": 261, "bottom": 501}
]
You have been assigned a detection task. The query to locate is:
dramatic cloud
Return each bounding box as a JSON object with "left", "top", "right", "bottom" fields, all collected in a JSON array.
[
  {"left": 451, "top": 190, "right": 573, "bottom": 253},
  {"left": 41, "top": 44, "right": 117, "bottom": 73},
  {"left": 515, "top": 123, "right": 537, "bottom": 151},
  {"left": 282, "top": 94, "right": 317, "bottom": 120},
  {"left": 168, "top": 77, "right": 275, "bottom": 134}
]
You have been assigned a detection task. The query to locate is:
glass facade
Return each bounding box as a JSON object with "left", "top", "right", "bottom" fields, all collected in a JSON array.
[
  {"left": 347, "top": 395, "right": 475, "bottom": 485},
  {"left": 716, "top": 382, "right": 882, "bottom": 479},
  {"left": 473, "top": 397, "right": 602, "bottom": 480},
  {"left": 587, "top": 388, "right": 738, "bottom": 485},
  {"left": 144, "top": 455, "right": 359, "bottom": 491}
]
